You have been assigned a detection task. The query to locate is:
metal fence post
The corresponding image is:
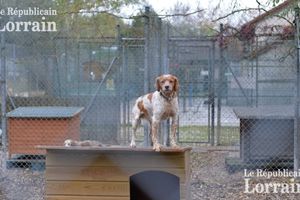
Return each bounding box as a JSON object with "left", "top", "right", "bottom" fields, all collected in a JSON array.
[
  {"left": 162, "top": 23, "right": 169, "bottom": 74},
  {"left": 143, "top": 6, "right": 151, "bottom": 146},
  {"left": 210, "top": 40, "right": 216, "bottom": 146},
  {"left": 158, "top": 17, "right": 162, "bottom": 75},
  {"left": 1, "top": 32, "right": 6, "bottom": 152},
  {"left": 144, "top": 6, "right": 150, "bottom": 93},
  {"left": 116, "top": 24, "right": 124, "bottom": 145},
  {"left": 294, "top": 6, "right": 300, "bottom": 172},
  {"left": 156, "top": 18, "right": 170, "bottom": 146},
  {"left": 255, "top": 35, "right": 259, "bottom": 107},
  {"left": 217, "top": 24, "right": 224, "bottom": 146},
  {"left": 121, "top": 35, "right": 128, "bottom": 145}
]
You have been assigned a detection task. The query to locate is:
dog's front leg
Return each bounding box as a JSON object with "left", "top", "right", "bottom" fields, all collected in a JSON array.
[
  {"left": 170, "top": 115, "right": 179, "bottom": 148},
  {"left": 151, "top": 118, "right": 162, "bottom": 152}
]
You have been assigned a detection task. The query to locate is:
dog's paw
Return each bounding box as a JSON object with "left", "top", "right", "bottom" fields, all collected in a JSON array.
[
  {"left": 171, "top": 144, "right": 180, "bottom": 149},
  {"left": 130, "top": 141, "right": 136, "bottom": 148},
  {"left": 170, "top": 141, "right": 180, "bottom": 149},
  {"left": 153, "top": 143, "right": 162, "bottom": 152}
]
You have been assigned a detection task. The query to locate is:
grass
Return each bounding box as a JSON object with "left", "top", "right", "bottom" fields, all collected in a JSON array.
[
  {"left": 178, "top": 125, "right": 240, "bottom": 146},
  {"left": 125, "top": 124, "right": 240, "bottom": 146}
]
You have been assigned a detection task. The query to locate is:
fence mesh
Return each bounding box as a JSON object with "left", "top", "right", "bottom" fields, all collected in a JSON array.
[{"left": 0, "top": 2, "right": 300, "bottom": 200}]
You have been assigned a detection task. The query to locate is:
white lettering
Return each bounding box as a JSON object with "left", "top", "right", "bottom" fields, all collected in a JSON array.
[
  {"left": 255, "top": 183, "right": 265, "bottom": 193},
  {"left": 244, "top": 178, "right": 254, "bottom": 193},
  {"left": 23, "top": 21, "right": 30, "bottom": 32},
  {"left": 6, "top": 22, "right": 15, "bottom": 32},
  {"left": 0, "top": 19, "right": 56, "bottom": 32},
  {"left": 14, "top": 21, "right": 22, "bottom": 32},
  {"left": 31, "top": 21, "right": 40, "bottom": 32},
  {"left": 7, "top": 7, "right": 14, "bottom": 15},
  {"left": 244, "top": 178, "right": 300, "bottom": 194},
  {"left": 46, "top": 21, "right": 57, "bottom": 32},
  {"left": 244, "top": 169, "right": 254, "bottom": 177},
  {"left": 281, "top": 183, "right": 290, "bottom": 193},
  {"left": 6, "top": 7, "right": 57, "bottom": 17}
]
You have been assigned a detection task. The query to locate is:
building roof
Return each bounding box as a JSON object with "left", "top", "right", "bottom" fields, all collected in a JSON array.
[
  {"left": 234, "top": 0, "right": 296, "bottom": 59},
  {"left": 238, "top": 0, "right": 294, "bottom": 41},
  {"left": 244, "top": 0, "right": 294, "bottom": 27}
]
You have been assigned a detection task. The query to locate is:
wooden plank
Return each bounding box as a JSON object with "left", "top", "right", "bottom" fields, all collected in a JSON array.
[
  {"left": 46, "top": 166, "right": 186, "bottom": 182},
  {"left": 46, "top": 181, "right": 129, "bottom": 196},
  {"left": 39, "top": 146, "right": 192, "bottom": 152},
  {"left": 46, "top": 151, "right": 185, "bottom": 168},
  {"left": 8, "top": 116, "right": 80, "bottom": 156},
  {"left": 46, "top": 149, "right": 186, "bottom": 157},
  {"left": 46, "top": 195, "right": 185, "bottom": 200},
  {"left": 46, "top": 182, "right": 186, "bottom": 199},
  {"left": 180, "top": 183, "right": 186, "bottom": 199},
  {"left": 46, "top": 195, "right": 129, "bottom": 200},
  {"left": 184, "top": 150, "right": 191, "bottom": 200}
]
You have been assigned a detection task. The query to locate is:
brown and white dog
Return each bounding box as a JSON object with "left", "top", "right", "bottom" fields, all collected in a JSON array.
[{"left": 130, "top": 74, "right": 179, "bottom": 151}]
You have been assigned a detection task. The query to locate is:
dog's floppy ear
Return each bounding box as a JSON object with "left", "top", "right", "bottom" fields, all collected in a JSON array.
[
  {"left": 155, "top": 76, "right": 162, "bottom": 91},
  {"left": 173, "top": 76, "right": 179, "bottom": 92}
]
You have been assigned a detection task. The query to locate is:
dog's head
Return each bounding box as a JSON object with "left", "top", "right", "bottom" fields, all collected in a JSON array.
[{"left": 156, "top": 74, "right": 179, "bottom": 93}]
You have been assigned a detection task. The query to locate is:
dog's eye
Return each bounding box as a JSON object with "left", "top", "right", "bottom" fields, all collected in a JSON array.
[
  {"left": 169, "top": 80, "right": 173, "bottom": 83},
  {"left": 161, "top": 80, "right": 165, "bottom": 84}
]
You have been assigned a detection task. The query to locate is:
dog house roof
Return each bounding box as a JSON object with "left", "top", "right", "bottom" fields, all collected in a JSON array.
[
  {"left": 233, "top": 106, "right": 295, "bottom": 120},
  {"left": 7, "top": 106, "right": 84, "bottom": 118}
]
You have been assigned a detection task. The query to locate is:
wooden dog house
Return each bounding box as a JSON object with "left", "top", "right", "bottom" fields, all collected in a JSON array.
[
  {"left": 226, "top": 106, "right": 295, "bottom": 172},
  {"left": 41, "top": 146, "right": 192, "bottom": 200},
  {"left": 234, "top": 106, "right": 294, "bottom": 162},
  {"left": 7, "top": 107, "right": 83, "bottom": 157}
]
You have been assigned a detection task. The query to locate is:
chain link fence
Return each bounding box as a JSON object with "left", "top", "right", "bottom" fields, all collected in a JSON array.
[
  {"left": 3, "top": 32, "right": 122, "bottom": 168},
  {"left": 0, "top": 2, "right": 300, "bottom": 200}
]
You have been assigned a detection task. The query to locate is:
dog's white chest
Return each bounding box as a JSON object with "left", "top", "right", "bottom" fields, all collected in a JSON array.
[{"left": 151, "top": 93, "right": 178, "bottom": 120}]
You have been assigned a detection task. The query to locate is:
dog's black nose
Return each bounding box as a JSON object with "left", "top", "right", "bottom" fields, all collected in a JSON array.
[{"left": 165, "top": 86, "right": 170, "bottom": 90}]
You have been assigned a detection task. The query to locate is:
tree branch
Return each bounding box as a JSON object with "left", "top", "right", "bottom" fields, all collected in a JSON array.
[
  {"left": 158, "top": 9, "right": 205, "bottom": 19},
  {"left": 212, "top": 7, "right": 263, "bottom": 22},
  {"left": 59, "top": 8, "right": 205, "bottom": 20}
]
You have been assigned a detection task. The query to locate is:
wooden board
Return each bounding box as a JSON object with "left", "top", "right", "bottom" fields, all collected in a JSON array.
[
  {"left": 46, "top": 151, "right": 185, "bottom": 168},
  {"left": 46, "top": 196, "right": 129, "bottom": 200},
  {"left": 46, "top": 166, "right": 186, "bottom": 182},
  {"left": 43, "top": 147, "right": 191, "bottom": 200},
  {"left": 8, "top": 115, "right": 80, "bottom": 156},
  {"left": 46, "top": 181, "right": 187, "bottom": 199},
  {"left": 39, "top": 146, "right": 192, "bottom": 152},
  {"left": 47, "top": 181, "right": 129, "bottom": 196}
]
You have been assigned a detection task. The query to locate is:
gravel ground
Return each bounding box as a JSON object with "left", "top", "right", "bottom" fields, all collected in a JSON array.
[
  {"left": 190, "top": 150, "right": 300, "bottom": 200},
  {"left": 0, "top": 151, "right": 45, "bottom": 200},
  {"left": 1, "top": 148, "right": 300, "bottom": 200}
]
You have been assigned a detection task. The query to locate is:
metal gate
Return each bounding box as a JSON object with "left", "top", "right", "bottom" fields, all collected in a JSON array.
[{"left": 169, "top": 37, "right": 217, "bottom": 145}]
